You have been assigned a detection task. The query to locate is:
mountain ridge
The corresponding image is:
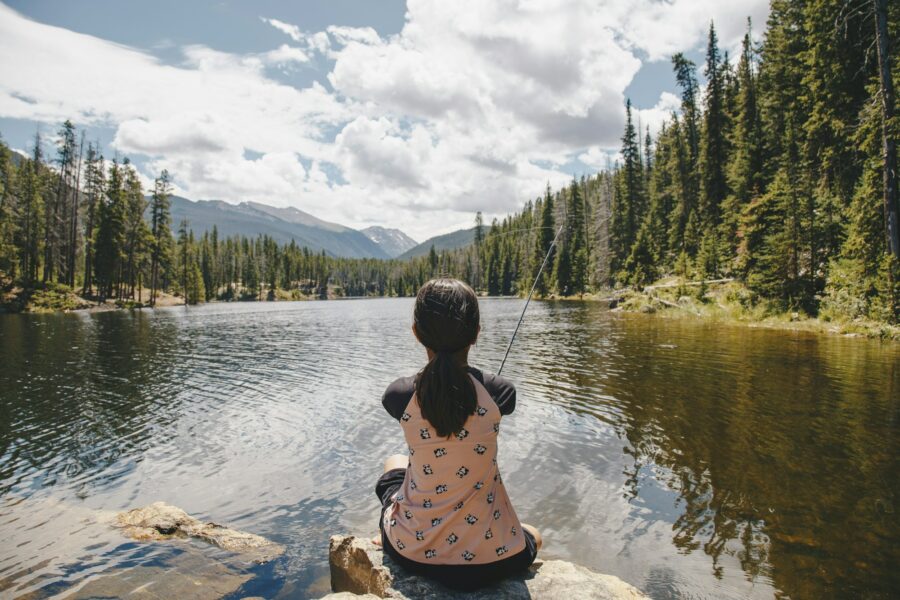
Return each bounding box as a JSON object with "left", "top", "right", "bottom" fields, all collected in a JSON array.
[
  {"left": 397, "top": 227, "right": 476, "bottom": 260},
  {"left": 361, "top": 226, "right": 417, "bottom": 258},
  {"left": 166, "top": 196, "right": 393, "bottom": 259}
]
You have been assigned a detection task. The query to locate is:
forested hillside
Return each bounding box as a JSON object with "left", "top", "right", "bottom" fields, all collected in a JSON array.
[
  {"left": 0, "top": 0, "right": 897, "bottom": 323},
  {"left": 460, "top": 2, "right": 900, "bottom": 324}
]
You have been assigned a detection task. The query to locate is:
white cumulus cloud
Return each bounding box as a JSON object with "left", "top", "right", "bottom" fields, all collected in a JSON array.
[
  {"left": 0, "top": 0, "right": 769, "bottom": 241},
  {"left": 260, "top": 17, "right": 304, "bottom": 42}
]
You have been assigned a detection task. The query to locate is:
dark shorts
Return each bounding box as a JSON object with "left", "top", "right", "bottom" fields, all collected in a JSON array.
[{"left": 375, "top": 468, "right": 539, "bottom": 592}]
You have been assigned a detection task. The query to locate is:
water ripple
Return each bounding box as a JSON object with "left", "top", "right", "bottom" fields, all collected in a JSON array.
[{"left": 1, "top": 299, "right": 898, "bottom": 599}]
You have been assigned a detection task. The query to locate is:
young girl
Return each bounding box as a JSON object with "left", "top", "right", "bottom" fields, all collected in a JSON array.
[{"left": 374, "top": 278, "right": 542, "bottom": 591}]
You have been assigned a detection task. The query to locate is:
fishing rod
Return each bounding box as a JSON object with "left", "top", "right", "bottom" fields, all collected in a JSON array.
[{"left": 496, "top": 222, "right": 565, "bottom": 376}]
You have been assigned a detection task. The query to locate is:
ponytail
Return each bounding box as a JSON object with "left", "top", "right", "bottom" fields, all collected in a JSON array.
[
  {"left": 416, "top": 350, "right": 477, "bottom": 437},
  {"left": 412, "top": 278, "right": 480, "bottom": 437}
]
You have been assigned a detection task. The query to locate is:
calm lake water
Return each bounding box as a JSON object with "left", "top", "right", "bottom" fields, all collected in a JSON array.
[{"left": 0, "top": 299, "right": 898, "bottom": 599}]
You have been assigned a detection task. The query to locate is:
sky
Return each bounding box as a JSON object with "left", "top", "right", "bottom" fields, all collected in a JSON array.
[{"left": 0, "top": 0, "right": 770, "bottom": 242}]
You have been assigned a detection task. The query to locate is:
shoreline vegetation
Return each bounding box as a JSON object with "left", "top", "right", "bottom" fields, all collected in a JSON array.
[
  {"left": 606, "top": 278, "right": 900, "bottom": 341},
  {"left": 2, "top": 13, "right": 898, "bottom": 338},
  {"left": 4, "top": 276, "right": 897, "bottom": 342}
]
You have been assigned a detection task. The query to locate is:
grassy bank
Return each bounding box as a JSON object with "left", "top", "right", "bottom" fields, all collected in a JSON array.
[
  {"left": 605, "top": 277, "right": 900, "bottom": 341},
  {"left": 0, "top": 280, "right": 187, "bottom": 314},
  {"left": 1, "top": 281, "right": 91, "bottom": 313},
  {"left": 0, "top": 278, "right": 340, "bottom": 314}
]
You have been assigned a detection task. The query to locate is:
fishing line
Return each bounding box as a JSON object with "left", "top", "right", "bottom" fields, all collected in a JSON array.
[
  {"left": 496, "top": 220, "right": 566, "bottom": 376},
  {"left": 496, "top": 185, "right": 571, "bottom": 375}
]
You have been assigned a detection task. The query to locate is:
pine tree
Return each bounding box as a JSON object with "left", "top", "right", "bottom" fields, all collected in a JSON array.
[
  {"left": 123, "top": 162, "right": 149, "bottom": 300},
  {"left": 874, "top": 0, "right": 899, "bottom": 262},
  {"left": 533, "top": 185, "right": 555, "bottom": 296},
  {"left": 482, "top": 219, "right": 499, "bottom": 295},
  {"left": 177, "top": 220, "right": 190, "bottom": 303},
  {"left": 553, "top": 188, "right": 572, "bottom": 294},
  {"left": 81, "top": 144, "right": 103, "bottom": 296},
  {"left": 672, "top": 53, "right": 700, "bottom": 168},
  {"left": 63, "top": 131, "right": 84, "bottom": 288},
  {"left": 566, "top": 177, "right": 588, "bottom": 295},
  {"left": 149, "top": 170, "right": 172, "bottom": 306},
  {"left": 94, "top": 160, "right": 128, "bottom": 300},
  {"left": 610, "top": 99, "right": 644, "bottom": 281},
  {"left": 645, "top": 124, "right": 676, "bottom": 263},
  {"left": 42, "top": 121, "right": 74, "bottom": 283},
  {"left": 724, "top": 21, "right": 763, "bottom": 256},
  {"left": 210, "top": 225, "right": 220, "bottom": 297},
  {"left": 697, "top": 22, "right": 729, "bottom": 275},
  {"left": 17, "top": 133, "right": 45, "bottom": 284},
  {"left": 201, "top": 232, "right": 215, "bottom": 301},
  {"left": 0, "top": 140, "right": 17, "bottom": 278},
  {"left": 742, "top": 122, "right": 814, "bottom": 309},
  {"left": 624, "top": 221, "right": 656, "bottom": 288},
  {"left": 428, "top": 244, "right": 438, "bottom": 276},
  {"left": 473, "top": 211, "right": 484, "bottom": 290},
  {"left": 500, "top": 238, "right": 513, "bottom": 295}
]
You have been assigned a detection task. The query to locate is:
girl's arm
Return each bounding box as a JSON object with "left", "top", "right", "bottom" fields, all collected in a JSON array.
[
  {"left": 381, "top": 375, "right": 416, "bottom": 420},
  {"left": 481, "top": 372, "right": 517, "bottom": 416}
]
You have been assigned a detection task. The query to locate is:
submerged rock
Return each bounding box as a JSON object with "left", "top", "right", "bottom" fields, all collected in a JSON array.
[
  {"left": 114, "top": 501, "right": 284, "bottom": 563},
  {"left": 67, "top": 549, "right": 253, "bottom": 600},
  {"left": 323, "top": 535, "right": 648, "bottom": 599}
]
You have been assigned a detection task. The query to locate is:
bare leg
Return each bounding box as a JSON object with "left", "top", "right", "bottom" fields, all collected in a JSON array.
[
  {"left": 384, "top": 454, "right": 407, "bottom": 473},
  {"left": 521, "top": 523, "right": 543, "bottom": 552},
  {"left": 374, "top": 454, "right": 408, "bottom": 546}
]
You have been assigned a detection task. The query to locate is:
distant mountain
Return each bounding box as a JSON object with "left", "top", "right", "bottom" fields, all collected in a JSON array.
[
  {"left": 361, "top": 226, "right": 417, "bottom": 258},
  {"left": 167, "top": 196, "right": 390, "bottom": 259},
  {"left": 398, "top": 227, "right": 476, "bottom": 260},
  {"left": 245, "top": 202, "right": 347, "bottom": 232}
]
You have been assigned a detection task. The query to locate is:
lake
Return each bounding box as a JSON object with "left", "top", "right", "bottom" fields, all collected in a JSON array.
[{"left": 0, "top": 299, "right": 898, "bottom": 599}]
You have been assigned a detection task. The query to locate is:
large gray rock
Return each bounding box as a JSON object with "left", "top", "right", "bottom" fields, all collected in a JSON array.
[
  {"left": 114, "top": 501, "right": 284, "bottom": 563},
  {"left": 323, "top": 535, "right": 648, "bottom": 600}
]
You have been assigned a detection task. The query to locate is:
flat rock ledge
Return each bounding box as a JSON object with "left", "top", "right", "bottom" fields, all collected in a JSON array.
[
  {"left": 322, "top": 535, "right": 648, "bottom": 600},
  {"left": 114, "top": 501, "right": 284, "bottom": 563}
]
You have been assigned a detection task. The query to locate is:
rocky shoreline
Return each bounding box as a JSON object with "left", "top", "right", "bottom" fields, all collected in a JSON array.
[
  {"left": 93, "top": 503, "right": 648, "bottom": 599},
  {"left": 324, "top": 535, "right": 648, "bottom": 600}
]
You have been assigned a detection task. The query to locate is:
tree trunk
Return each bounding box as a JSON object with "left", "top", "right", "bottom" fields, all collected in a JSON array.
[
  {"left": 68, "top": 133, "right": 84, "bottom": 288},
  {"left": 150, "top": 251, "right": 158, "bottom": 307},
  {"left": 875, "top": 0, "right": 899, "bottom": 259},
  {"left": 44, "top": 173, "right": 61, "bottom": 283}
]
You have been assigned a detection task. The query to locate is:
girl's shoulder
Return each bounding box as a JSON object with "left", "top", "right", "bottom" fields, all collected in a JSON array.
[
  {"left": 382, "top": 374, "right": 417, "bottom": 421},
  {"left": 467, "top": 367, "right": 516, "bottom": 416},
  {"left": 381, "top": 368, "right": 517, "bottom": 420}
]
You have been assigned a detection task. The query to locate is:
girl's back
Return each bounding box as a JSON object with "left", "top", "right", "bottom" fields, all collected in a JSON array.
[
  {"left": 373, "top": 278, "right": 539, "bottom": 591},
  {"left": 383, "top": 369, "right": 524, "bottom": 564}
]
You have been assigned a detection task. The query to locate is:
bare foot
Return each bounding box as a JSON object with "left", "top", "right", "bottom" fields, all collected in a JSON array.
[{"left": 371, "top": 535, "right": 382, "bottom": 546}]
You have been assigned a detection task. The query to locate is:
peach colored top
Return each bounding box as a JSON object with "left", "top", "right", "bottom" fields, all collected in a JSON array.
[{"left": 382, "top": 375, "right": 526, "bottom": 565}]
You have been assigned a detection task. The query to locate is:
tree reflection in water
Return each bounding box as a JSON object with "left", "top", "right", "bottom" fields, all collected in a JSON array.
[
  {"left": 0, "top": 310, "right": 183, "bottom": 498},
  {"left": 602, "top": 314, "right": 900, "bottom": 599}
]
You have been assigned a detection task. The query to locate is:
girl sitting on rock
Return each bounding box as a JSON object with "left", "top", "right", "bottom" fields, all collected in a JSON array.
[{"left": 374, "top": 277, "right": 542, "bottom": 591}]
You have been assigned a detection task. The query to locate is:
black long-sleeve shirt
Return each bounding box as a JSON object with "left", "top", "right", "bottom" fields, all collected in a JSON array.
[{"left": 382, "top": 366, "right": 516, "bottom": 421}]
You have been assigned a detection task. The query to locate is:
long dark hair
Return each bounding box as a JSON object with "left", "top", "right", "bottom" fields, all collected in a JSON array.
[{"left": 413, "top": 278, "right": 480, "bottom": 437}]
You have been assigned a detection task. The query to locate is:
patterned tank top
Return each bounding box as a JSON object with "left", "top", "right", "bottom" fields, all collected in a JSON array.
[{"left": 382, "top": 374, "right": 526, "bottom": 565}]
